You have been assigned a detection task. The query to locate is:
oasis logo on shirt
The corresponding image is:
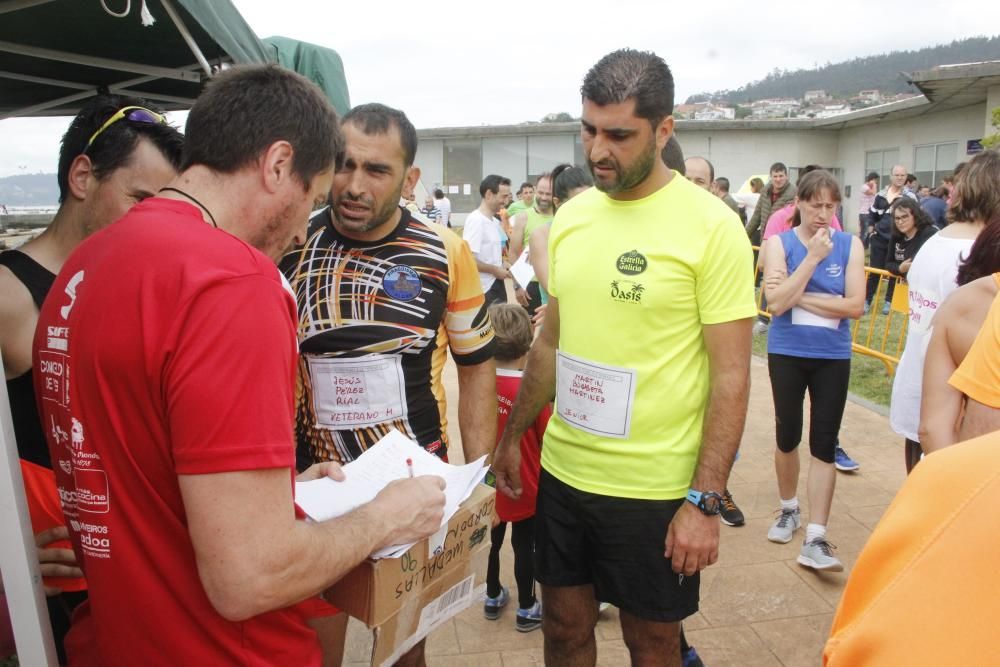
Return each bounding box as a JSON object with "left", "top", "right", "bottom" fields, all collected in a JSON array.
[
  {"left": 616, "top": 250, "right": 647, "bottom": 275},
  {"left": 610, "top": 280, "right": 645, "bottom": 304}
]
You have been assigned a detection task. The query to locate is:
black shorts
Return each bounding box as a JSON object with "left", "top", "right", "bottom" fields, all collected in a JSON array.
[{"left": 534, "top": 468, "right": 698, "bottom": 623}]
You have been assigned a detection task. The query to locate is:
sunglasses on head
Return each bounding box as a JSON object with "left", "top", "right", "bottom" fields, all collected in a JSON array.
[{"left": 85, "top": 106, "right": 166, "bottom": 152}]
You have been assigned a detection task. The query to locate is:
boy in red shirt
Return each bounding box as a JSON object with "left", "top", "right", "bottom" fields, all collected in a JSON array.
[{"left": 484, "top": 304, "right": 550, "bottom": 632}]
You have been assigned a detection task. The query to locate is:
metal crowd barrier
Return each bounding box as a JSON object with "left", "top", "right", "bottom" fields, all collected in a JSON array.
[{"left": 753, "top": 247, "right": 908, "bottom": 374}]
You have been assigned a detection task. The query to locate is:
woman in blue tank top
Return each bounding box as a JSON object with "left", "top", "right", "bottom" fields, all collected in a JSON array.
[{"left": 760, "top": 170, "right": 865, "bottom": 573}]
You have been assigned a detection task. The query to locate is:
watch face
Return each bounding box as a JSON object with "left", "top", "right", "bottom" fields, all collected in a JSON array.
[{"left": 701, "top": 493, "right": 722, "bottom": 515}]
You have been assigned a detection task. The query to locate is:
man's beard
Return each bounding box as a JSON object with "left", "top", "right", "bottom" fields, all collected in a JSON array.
[{"left": 588, "top": 139, "right": 656, "bottom": 196}]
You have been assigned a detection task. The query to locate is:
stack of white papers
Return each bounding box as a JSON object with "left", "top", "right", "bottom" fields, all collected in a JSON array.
[
  {"left": 509, "top": 249, "right": 535, "bottom": 289},
  {"left": 294, "top": 430, "right": 489, "bottom": 559}
]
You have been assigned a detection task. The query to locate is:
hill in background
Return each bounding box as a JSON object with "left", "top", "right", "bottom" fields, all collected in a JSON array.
[
  {"left": 0, "top": 172, "right": 58, "bottom": 207},
  {"left": 687, "top": 36, "right": 1000, "bottom": 104}
]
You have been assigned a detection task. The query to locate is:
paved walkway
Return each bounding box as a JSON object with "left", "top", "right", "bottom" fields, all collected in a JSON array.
[{"left": 343, "top": 355, "right": 905, "bottom": 666}]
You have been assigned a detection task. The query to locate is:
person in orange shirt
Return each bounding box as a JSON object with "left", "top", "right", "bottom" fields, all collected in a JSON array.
[
  {"left": 824, "top": 428, "right": 1000, "bottom": 665},
  {"left": 946, "top": 282, "right": 1000, "bottom": 442}
]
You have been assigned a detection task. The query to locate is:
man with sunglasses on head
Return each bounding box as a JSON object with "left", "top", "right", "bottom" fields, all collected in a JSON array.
[
  {"left": 31, "top": 68, "right": 447, "bottom": 666},
  {"left": 0, "top": 95, "right": 183, "bottom": 662}
]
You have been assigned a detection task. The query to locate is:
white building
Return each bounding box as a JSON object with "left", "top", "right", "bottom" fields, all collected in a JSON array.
[
  {"left": 693, "top": 106, "right": 736, "bottom": 121},
  {"left": 815, "top": 104, "right": 852, "bottom": 118},
  {"left": 804, "top": 90, "right": 827, "bottom": 102},
  {"left": 414, "top": 62, "right": 1000, "bottom": 229}
]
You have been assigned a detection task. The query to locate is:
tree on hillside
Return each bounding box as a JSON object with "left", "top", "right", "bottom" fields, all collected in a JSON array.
[
  {"left": 541, "top": 112, "right": 575, "bottom": 123},
  {"left": 683, "top": 36, "right": 1000, "bottom": 105},
  {"left": 982, "top": 107, "right": 1000, "bottom": 149}
]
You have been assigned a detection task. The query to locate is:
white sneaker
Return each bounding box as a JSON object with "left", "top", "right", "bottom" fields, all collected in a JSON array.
[
  {"left": 752, "top": 320, "right": 770, "bottom": 336},
  {"left": 798, "top": 538, "right": 843, "bottom": 572},
  {"left": 767, "top": 507, "right": 801, "bottom": 543}
]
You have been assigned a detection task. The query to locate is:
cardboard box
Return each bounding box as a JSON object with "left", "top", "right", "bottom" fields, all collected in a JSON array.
[{"left": 324, "top": 483, "right": 496, "bottom": 666}]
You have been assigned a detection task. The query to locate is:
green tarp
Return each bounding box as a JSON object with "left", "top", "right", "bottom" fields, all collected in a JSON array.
[{"left": 264, "top": 36, "right": 350, "bottom": 115}]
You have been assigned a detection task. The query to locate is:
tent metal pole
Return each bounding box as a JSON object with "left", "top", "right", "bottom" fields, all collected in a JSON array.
[
  {"left": 0, "top": 356, "right": 58, "bottom": 666},
  {"left": 0, "top": 70, "right": 95, "bottom": 90},
  {"left": 0, "top": 0, "right": 58, "bottom": 15},
  {"left": 0, "top": 40, "right": 202, "bottom": 82},
  {"left": 157, "top": 0, "right": 213, "bottom": 76}
]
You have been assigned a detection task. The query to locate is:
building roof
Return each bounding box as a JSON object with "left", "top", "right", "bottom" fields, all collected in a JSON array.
[{"left": 415, "top": 61, "right": 1000, "bottom": 140}]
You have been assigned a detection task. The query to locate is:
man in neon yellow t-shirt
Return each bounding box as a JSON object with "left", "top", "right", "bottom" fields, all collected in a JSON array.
[{"left": 494, "top": 49, "right": 756, "bottom": 666}]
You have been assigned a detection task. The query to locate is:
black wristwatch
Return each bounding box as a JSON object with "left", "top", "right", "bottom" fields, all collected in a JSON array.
[{"left": 685, "top": 489, "right": 723, "bottom": 516}]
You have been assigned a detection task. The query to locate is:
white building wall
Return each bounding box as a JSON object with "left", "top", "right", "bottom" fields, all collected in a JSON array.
[
  {"left": 673, "top": 129, "right": 839, "bottom": 190},
  {"left": 835, "top": 103, "right": 986, "bottom": 226},
  {"left": 414, "top": 138, "right": 444, "bottom": 193}
]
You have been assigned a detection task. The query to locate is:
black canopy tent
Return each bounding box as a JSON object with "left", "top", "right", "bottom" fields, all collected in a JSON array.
[
  {"left": 0, "top": 2, "right": 350, "bottom": 664},
  {"left": 0, "top": 0, "right": 351, "bottom": 119}
]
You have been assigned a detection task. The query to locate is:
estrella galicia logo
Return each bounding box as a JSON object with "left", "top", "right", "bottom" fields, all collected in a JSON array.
[
  {"left": 610, "top": 280, "right": 645, "bottom": 304},
  {"left": 616, "top": 250, "right": 647, "bottom": 275},
  {"left": 382, "top": 265, "right": 422, "bottom": 301}
]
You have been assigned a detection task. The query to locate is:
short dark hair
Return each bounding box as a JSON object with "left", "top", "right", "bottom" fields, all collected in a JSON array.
[
  {"left": 581, "top": 49, "right": 674, "bottom": 126},
  {"left": 342, "top": 102, "right": 418, "bottom": 167},
  {"left": 480, "top": 174, "right": 505, "bottom": 198},
  {"left": 661, "top": 135, "right": 685, "bottom": 174},
  {"left": 433, "top": 188, "right": 444, "bottom": 199},
  {"left": 714, "top": 177, "right": 730, "bottom": 193},
  {"left": 57, "top": 95, "right": 184, "bottom": 203},
  {"left": 183, "top": 65, "right": 341, "bottom": 187},
  {"left": 551, "top": 164, "right": 593, "bottom": 204},
  {"left": 866, "top": 171, "right": 880, "bottom": 182},
  {"left": 791, "top": 170, "right": 842, "bottom": 228},
  {"left": 499, "top": 176, "right": 512, "bottom": 188},
  {"left": 517, "top": 181, "right": 533, "bottom": 194},
  {"left": 489, "top": 303, "right": 533, "bottom": 361},
  {"left": 906, "top": 173, "right": 917, "bottom": 184},
  {"left": 769, "top": 162, "right": 787, "bottom": 174}
]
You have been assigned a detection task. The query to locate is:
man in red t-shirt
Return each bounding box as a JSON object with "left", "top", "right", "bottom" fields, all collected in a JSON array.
[
  {"left": 0, "top": 95, "right": 183, "bottom": 662},
  {"left": 33, "top": 65, "right": 447, "bottom": 667}
]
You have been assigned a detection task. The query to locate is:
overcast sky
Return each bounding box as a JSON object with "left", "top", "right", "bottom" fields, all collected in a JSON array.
[{"left": 2, "top": 0, "right": 998, "bottom": 177}]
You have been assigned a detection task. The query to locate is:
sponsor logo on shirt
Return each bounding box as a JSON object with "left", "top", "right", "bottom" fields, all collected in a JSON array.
[
  {"left": 616, "top": 250, "right": 647, "bottom": 275},
  {"left": 382, "top": 265, "right": 422, "bottom": 301},
  {"left": 826, "top": 263, "right": 843, "bottom": 278},
  {"left": 610, "top": 280, "right": 645, "bottom": 304}
]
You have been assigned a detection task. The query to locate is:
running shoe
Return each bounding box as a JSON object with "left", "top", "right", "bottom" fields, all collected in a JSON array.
[
  {"left": 767, "top": 507, "right": 801, "bottom": 543},
  {"left": 834, "top": 446, "right": 860, "bottom": 472},
  {"left": 515, "top": 600, "right": 542, "bottom": 632},
  {"left": 720, "top": 489, "right": 745, "bottom": 527},
  {"left": 483, "top": 586, "right": 509, "bottom": 620},
  {"left": 882, "top": 301, "right": 891, "bottom": 316},
  {"left": 797, "top": 538, "right": 844, "bottom": 572},
  {"left": 752, "top": 320, "right": 770, "bottom": 336},
  {"left": 682, "top": 646, "right": 705, "bottom": 667}
]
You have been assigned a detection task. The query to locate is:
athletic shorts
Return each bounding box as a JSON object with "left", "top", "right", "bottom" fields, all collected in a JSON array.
[{"left": 534, "top": 468, "right": 699, "bottom": 622}]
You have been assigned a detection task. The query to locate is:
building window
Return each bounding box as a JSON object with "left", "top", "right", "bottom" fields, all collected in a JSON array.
[
  {"left": 864, "top": 148, "right": 900, "bottom": 188},
  {"left": 913, "top": 142, "right": 958, "bottom": 190}
]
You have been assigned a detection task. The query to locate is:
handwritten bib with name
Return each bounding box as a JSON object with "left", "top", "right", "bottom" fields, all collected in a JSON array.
[
  {"left": 307, "top": 355, "right": 407, "bottom": 429},
  {"left": 555, "top": 350, "right": 637, "bottom": 439}
]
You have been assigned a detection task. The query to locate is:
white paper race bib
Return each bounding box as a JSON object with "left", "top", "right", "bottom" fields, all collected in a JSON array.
[
  {"left": 791, "top": 292, "right": 840, "bottom": 329},
  {"left": 307, "top": 356, "right": 407, "bottom": 429},
  {"left": 556, "top": 351, "right": 637, "bottom": 439}
]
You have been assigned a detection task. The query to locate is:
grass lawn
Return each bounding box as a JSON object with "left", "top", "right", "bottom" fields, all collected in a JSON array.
[{"left": 752, "top": 291, "right": 909, "bottom": 409}]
